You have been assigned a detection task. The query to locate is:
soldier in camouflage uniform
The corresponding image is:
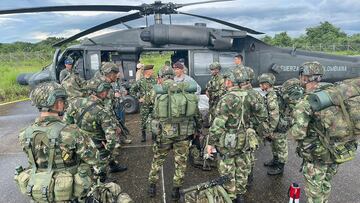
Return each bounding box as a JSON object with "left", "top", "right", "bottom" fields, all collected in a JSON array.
[
  {"left": 64, "top": 81, "right": 124, "bottom": 181},
  {"left": 59, "top": 57, "right": 74, "bottom": 83},
  {"left": 207, "top": 68, "right": 268, "bottom": 202},
  {"left": 206, "top": 62, "right": 226, "bottom": 125},
  {"left": 130, "top": 64, "right": 157, "bottom": 142},
  {"left": 16, "top": 82, "right": 101, "bottom": 202},
  {"left": 89, "top": 62, "right": 132, "bottom": 145},
  {"left": 148, "top": 65, "right": 202, "bottom": 201},
  {"left": 258, "top": 73, "right": 286, "bottom": 175},
  {"left": 60, "top": 57, "right": 86, "bottom": 100},
  {"left": 289, "top": 61, "right": 338, "bottom": 203}
]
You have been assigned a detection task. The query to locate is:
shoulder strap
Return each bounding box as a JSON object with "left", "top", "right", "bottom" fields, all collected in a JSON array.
[
  {"left": 228, "top": 91, "right": 248, "bottom": 130},
  {"left": 76, "top": 101, "right": 98, "bottom": 128}
]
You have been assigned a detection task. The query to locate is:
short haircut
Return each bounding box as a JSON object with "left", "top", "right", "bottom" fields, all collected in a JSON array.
[{"left": 234, "top": 54, "right": 243, "bottom": 61}]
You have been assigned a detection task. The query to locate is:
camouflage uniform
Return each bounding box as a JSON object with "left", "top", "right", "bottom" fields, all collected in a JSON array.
[
  {"left": 61, "top": 71, "right": 85, "bottom": 100},
  {"left": 148, "top": 66, "right": 202, "bottom": 200},
  {"left": 209, "top": 68, "right": 267, "bottom": 200},
  {"left": 15, "top": 82, "right": 100, "bottom": 202},
  {"left": 206, "top": 62, "right": 226, "bottom": 124},
  {"left": 130, "top": 70, "right": 156, "bottom": 138},
  {"left": 289, "top": 62, "right": 338, "bottom": 203},
  {"left": 64, "top": 82, "right": 117, "bottom": 176}
]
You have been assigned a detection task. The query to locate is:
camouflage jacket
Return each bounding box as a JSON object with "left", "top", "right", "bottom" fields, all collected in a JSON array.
[
  {"left": 130, "top": 77, "right": 156, "bottom": 105},
  {"left": 288, "top": 87, "right": 333, "bottom": 163},
  {"left": 61, "top": 72, "right": 85, "bottom": 99},
  {"left": 206, "top": 74, "right": 226, "bottom": 107},
  {"left": 64, "top": 96, "right": 117, "bottom": 152},
  {"left": 59, "top": 68, "right": 70, "bottom": 83},
  {"left": 209, "top": 87, "right": 268, "bottom": 146},
  {"left": 264, "top": 89, "right": 280, "bottom": 133},
  {"left": 19, "top": 116, "right": 99, "bottom": 170}
]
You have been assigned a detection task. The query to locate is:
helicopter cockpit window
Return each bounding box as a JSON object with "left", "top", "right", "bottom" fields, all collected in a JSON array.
[
  {"left": 194, "top": 52, "right": 213, "bottom": 76},
  {"left": 219, "top": 52, "right": 238, "bottom": 72},
  {"left": 90, "top": 53, "right": 100, "bottom": 71}
]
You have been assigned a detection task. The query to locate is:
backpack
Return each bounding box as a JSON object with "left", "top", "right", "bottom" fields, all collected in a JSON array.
[
  {"left": 153, "top": 81, "right": 198, "bottom": 121},
  {"left": 308, "top": 78, "right": 360, "bottom": 164},
  {"left": 273, "top": 87, "right": 290, "bottom": 133}
]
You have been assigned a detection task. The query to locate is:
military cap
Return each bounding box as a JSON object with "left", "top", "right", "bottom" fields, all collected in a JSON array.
[
  {"left": 299, "top": 61, "right": 325, "bottom": 76},
  {"left": 258, "top": 73, "right": 276, "bottom": 85},
  {"left": 86, "top": 80, "right": 111, "bottom": 94},
  {"left": 209, "top": 62, "right": 221, "bottom": 70},
  {"left": 30, "top": 81, "right": 67, "bottom": 109},
  {"left": 101, "top": 62, "right": 119, "bottom": 74},
  {"left": 159, "top": 65, "right": 174, "bottom": 77},
  {"left": 144, "top": 64, "right": 154, "bottom": 70},
  {"left": 64, "top": 57, "right": 74, "bottom": 65},
  {"left": 173, "top": 62, "right": 184, "bottom": 69}
]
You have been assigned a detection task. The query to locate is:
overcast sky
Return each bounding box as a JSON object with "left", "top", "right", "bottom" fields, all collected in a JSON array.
[{"left": 0, "top": 0, "right": 360, "bottom": 43}]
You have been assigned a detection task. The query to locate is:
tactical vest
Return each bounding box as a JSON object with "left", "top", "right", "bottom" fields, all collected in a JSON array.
[
  {"left": 218, "top": 91, "right": 259, "bottom": 153},
  {"left": 306, "top": 78, "right": 360, "bottom": 164},
  {"left": 14, "top": 122, "right": 94, "bottom": 202}
]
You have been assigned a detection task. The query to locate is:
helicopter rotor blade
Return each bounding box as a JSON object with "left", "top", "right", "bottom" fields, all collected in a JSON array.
[
  {"left": 176, "top": 0, "right": 234, "bottom": 8},
  {"left": 0, "top": 5, "right": 142, "bottom": 15},
  {"left": 178, "top": 11, "right": 264, "bottom": 34},
  {"left": 53, "top": 12, "right": 143, "bottom": 47}
]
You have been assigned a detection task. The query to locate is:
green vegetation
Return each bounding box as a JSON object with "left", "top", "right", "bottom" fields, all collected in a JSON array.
[
  {"left": 0, "top": 60, "right": 50, "bottom": 103},
  {"left": 140, "top": 52, "right": 173, "bottom": 74}
]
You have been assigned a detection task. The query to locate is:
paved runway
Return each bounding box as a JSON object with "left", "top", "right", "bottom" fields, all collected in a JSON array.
[{"left": 0, "top": 101, "right": 359, "bottom": 202}]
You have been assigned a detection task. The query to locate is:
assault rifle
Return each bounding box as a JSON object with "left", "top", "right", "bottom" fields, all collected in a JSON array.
[{"left": 180, "top": 175, "right": 230, "bottom": 194}]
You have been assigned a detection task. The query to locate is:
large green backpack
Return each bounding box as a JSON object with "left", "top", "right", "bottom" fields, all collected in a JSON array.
[
  {"left": 308, "top": 77, "right": 360, "bottom": 163},
  {"left": 153, "top": 81, "right": 198, "bottom": 121}
]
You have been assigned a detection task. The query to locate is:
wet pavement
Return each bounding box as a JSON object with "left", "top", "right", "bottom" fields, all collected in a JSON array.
[{"left": 0, "top": 101, "right": 359, "bottom": 203}]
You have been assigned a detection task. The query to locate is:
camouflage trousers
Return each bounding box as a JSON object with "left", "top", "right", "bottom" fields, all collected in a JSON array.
[
  {"left": 140, "top": 104, "right": 153, "bottom": 131},
  {"left": 302, "top": 161, "right": 338, "bottom": 203},
  {"left": 270, "top": 133, "right": 288, "bottom": 163},
  {"left": 148, "top": 139, "right": 190, "bottom": 187},
  {"left": 218, "top": 152, "right": 252, "bottom": 199}
]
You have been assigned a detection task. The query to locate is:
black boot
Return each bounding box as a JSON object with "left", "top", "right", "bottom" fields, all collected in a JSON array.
[
  {"left": 267, "top": 162, "right": 285, "bottom": 175},
  {"left": 141, "top": 130, "right": 146, "bottom": 142},
  {"left": 109, "top": 160, "right": 128, "bottom": 173},
  {"left": 264, "top": 156, "right": 279, "bottom": 167},
  {"left": 234, "top": 194, "right": 245, "bottom": 203},
  {"left": 171, "top": 187, "right": 180, "bottom": 201},
  {"left": 148, "top": 183, "right": 156, "bottom": 197}
]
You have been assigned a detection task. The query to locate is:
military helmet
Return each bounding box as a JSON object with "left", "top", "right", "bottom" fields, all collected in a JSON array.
[
  {"left": 209, "top": 62, "right": 221, "bottom": 70},
  {"left": 159, "top": 65, "right": 174, "bottom": 77},
  {"left": 30, "top": 82, "right": 67, "bottom": 109},
  {"left": 281, "top": 78, "right": 304, "bottom": 102},
  {"left": 299, "top": 61, "right": 325, "bottom": 76},
  {"left": 258, "top": 73, "right": 276, "bottom": 85},
  {"left": 87, "top": 81, "right": 111, "bottom": 94},
  {"left": 225, "top": 68, "right": 249, "bottom": 84},
  {"left": 101, "top": 62, "right": 119, "bottom": 74}
]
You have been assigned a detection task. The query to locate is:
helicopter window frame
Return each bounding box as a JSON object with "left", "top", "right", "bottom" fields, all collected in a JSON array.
[
  {"left": 219, "top": 52, "right": 239, "bottom": 73},
  {"left": 192, "top": 51, "right": 215, "bottom": 76}
]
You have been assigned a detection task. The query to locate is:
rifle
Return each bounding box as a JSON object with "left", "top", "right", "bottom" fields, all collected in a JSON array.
[{"left": 180, "top": 175, "right": 230, "bottom": 194}]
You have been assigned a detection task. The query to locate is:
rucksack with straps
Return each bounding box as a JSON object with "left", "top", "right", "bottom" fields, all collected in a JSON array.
[
  {"left": 308, "top": 78, "right": 360, "bottom": 164},
  {"left": 153, "top": 81, "right": 198, "bottom": 121}
]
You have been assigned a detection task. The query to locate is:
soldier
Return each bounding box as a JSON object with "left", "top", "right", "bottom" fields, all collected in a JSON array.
[
  {"left": 288, "top": 61, "right": 337, "bottom": 203},
  {"left": 205, "top": 62, "right": 226, "bottom": 125},
  {"left": 59, "top": 57, "right": 74, "bottom": 83},
  {"left": 130, "top": 64, "right": 157, "bottom": 142},
  {"left": 148, "top": 65, "right": 202, "bottom": 200},
  {"left": 173, "top": 62, "right": 201, "bottom": 95},
  {"left": 89, "top": 62, "right": 132, "bottom": 144},
  {"left": 207, "top": 68, "right": 268, "bottom": 202},
  {"left": 64, "top": 81, "right": 126, "bottom": 181},
  {"left": 15, "top": 82, "right": 134, "bottom": 202},
  {"left": 136, "top": 62, "right": 144, "bottom": 81},
  {"left": 258, "top": 73, "right": 287, "bottom": 175}
]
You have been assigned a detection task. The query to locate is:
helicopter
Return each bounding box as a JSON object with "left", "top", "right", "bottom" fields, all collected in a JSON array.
[{"left": 1, "top": 0, "right": 360, "bottom": 114}]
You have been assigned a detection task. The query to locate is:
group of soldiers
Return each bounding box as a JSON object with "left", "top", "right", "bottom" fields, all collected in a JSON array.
[{"left": 15, "top": 52, "right": 356, "bottom": 203}]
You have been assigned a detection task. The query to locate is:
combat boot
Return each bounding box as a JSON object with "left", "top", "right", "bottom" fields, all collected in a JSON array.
[
  {"left": 267, "top": 162, "right": 285, "bottom": 176},
  {"left": 171, "top": 187, "right": 180, "bottom": 201},
  {"left": 264, "top": 156, "right": 279, "bottom": 167},
  {"left": 141, "top": 130, "right": 146, "bottom": 142},
  {"left": 148, "top": 183, "right": 156, "bottom": 197},
  {"left": 109, "top": 160, "right": 128, "bottom": 173},
  {"left": 234, "top": 194, "right": 245, "bottom": 203}
]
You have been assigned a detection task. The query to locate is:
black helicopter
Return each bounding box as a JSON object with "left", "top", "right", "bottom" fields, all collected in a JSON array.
[{"left": 1, "top": 0, "right": 360, "bottom": 113}]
